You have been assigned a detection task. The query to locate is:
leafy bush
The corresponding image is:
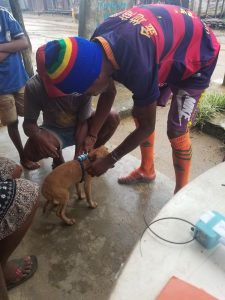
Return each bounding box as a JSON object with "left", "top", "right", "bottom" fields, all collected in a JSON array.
[{"left": 195, "top": 92, "right": 225, "bottom": 127}]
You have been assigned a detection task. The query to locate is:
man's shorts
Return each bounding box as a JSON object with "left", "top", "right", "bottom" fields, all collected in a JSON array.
[
  {"left": 41, "top": 124, "right": 76, "bottom": 149},
  {"left": 0, "top": 87, "right": 25, "bottom": 125},
  {"left": 156, "top": 56, "right": 218, "bottom": 133},
  {"left": 157, "top": 85, "right": 205, "bottom": 133}
]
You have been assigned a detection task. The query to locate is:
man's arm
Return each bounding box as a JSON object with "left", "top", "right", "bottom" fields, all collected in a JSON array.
[
  {"left": 23, "top": 119, "right": 40, "bottom": 137},
  {"left": 23, "top": 82, "right": 59, "bottom": 159},
  {"left": 111, "top": 102, "right": 157, "bottom": 159},
  {"left": 88, "top": 101, "right": 157, "bottom": 176},
  {"left": 23, "top": 82, "right": 41, "bottom": 137},
  {"left": 0, "top": 35, "right": 29, "bottom": 53},
  {"left": 88, "top": 78, "right": 116, "bottom": 137},
  {"left": 83, "top": 78, "right": 116, "bottom": 151}
]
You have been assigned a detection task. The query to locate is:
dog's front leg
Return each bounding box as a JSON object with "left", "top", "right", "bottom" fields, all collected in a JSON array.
[
  {"left": 60, "top": 205, "right": 76, "bottom": 225},
  {"left": 75, "top": 183, "right": 84, "bottom": 200},
  {"left": 84, "top": 175, "right": 97, "bottom": 208},
  {"left": 55, "top": 192, "right": 76, "bottom": 225}
]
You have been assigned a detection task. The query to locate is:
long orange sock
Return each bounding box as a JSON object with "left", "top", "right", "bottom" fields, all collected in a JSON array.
[
  {"left": 139, "top": 131, "right": 156, "bottom": 175},
  {"left": 118, "top": 119, "right": 156, "bottom": 184},
  {"left": 170, "top": 131, "right": 192, "bottom": 193}
]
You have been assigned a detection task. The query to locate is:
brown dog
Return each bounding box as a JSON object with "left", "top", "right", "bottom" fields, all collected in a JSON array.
[{"left": 42, "top": 146, "right": 109, "bottom": 225}]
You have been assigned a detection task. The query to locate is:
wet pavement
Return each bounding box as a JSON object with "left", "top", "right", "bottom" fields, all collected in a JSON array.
[{"left": 2, "top": 122, "right": 173, "bottom": 300}]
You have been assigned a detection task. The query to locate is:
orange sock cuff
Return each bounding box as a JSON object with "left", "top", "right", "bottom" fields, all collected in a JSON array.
[
  {"left": 142, "top": 130, "right": 155, "bottom": 147},
  {"left": 170, "top": 132, "right": 192, "bottom": 161},
  {"left": 170, "top": 132, "right": 192, "bottom": 193},
  {"left": 170, "top": 131, "right": 191, "bottom": 150}
]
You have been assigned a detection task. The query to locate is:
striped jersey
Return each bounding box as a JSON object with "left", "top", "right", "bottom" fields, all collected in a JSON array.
[{"left": 92, "top": 4, "right": 220, "bottom": 106}]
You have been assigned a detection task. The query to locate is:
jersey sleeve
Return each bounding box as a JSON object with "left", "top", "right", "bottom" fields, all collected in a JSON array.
[{"left": 5, "top": 10, "right": 24, "bottom": 39}]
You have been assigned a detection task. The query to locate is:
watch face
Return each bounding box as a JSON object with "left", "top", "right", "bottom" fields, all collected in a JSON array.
[{"left": 6, "top": 30, "right": 11, "bottom": 41}]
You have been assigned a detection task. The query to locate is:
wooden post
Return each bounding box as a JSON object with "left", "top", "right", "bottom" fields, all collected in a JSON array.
[
  {"left": 220, "top": 0, "right": 225, "bottom": 17},
  {"left": 222, "top": 74, "right": 225, "bottom": 86},
  {"left": 205, "top": 0, "right": 210, "bottom": 17},
  {"left": 198, "top": 0, "right": 202, "bottom": 16},
  {"left": 9, "top": 0, "right": 34, "bottom": 78},
  {"left": 214, "top": 0, "right": 219, "bottom": 17},
  {"left": 79, "top": 0, "right": 135, "bottom": 39}
]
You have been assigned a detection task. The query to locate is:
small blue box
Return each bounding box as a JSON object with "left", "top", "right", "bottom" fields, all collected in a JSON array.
[{"left": 194, "top": 211, "right": 225, "bottom": 249}]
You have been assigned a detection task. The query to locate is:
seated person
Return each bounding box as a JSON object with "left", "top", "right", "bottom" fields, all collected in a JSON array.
[
  {"left": 23, "top": 74, "right": 119, "bottom": 168},
  {"left": 0, "top": 157, "right": 39, "bottom": 291}
]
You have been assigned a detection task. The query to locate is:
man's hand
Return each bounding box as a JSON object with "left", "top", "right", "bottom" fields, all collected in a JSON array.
[
  {"left": 87, "top": 155, "right": 114, "bottom": 177},
  {"left": 0, "top": 52, "right": 9, "bottom": 62},
  {"left": 25, "top": 129, "right": 60, "bottom": 160},
  {"left": 83, "top": 135, "right": 97, "bottom": 152},
  {"left": 75, "top": 121, "right": 99, "bottom": 156},
  {"left": 75, "top": 134, "right": 97, "bottom": 157}
]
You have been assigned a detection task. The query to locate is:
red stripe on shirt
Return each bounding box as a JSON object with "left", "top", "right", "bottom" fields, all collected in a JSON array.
[
  {"left": 208, "top": 27, "right": 220, "bottom": 61},
  {"left": 132, "top": 7, "right": 165, "bottom": 64},
  {"left": 157, "top": 6, "right": 186, "bottom": 83},
  {"left": 181, "top": 16, "right": 202, "bottom": 80}
]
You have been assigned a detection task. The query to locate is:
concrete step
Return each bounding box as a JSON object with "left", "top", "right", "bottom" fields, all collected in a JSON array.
[
  {"left": 201, "top": 111, "right": 225, "bottom": 141},
  {"left": 9, "top": 152, "right": 174, "bottom": 300}
]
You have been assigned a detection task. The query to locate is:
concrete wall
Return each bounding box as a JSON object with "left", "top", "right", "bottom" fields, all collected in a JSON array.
[{"left": 79, "top": 0, "right": 135, "bottom": 38}]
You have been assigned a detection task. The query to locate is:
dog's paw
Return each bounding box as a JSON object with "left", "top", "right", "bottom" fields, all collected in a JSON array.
[
  {"left": 65, "top": 218, "right": 76, "bottom": 225},
  {"left": 77, "top": 195, "right": 85, "bottom": 201},
  {"left": 89, "top": 202, "right": 98, "bottom": 209}
]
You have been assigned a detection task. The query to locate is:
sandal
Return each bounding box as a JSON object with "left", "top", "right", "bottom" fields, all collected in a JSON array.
[
  {"left": 118, "top": 169, "right": 156, "bottom": 185},
  {"left": 6, "top": 256, "right": 38, "bottom": 290}
]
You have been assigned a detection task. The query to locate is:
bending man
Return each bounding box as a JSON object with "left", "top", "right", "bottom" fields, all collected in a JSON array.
[{"left": 35, "top": 4, "right": 220, "bottom": 192}]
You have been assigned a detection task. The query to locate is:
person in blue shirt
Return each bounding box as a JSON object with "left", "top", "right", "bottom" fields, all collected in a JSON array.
[{"left": 0, "top": 6, "right": 39, "bottom": 170}]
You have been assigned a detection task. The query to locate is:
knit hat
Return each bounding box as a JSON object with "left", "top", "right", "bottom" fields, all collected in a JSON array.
[{"left": 36, "top": 37, "right": 103, "bottom": 97}]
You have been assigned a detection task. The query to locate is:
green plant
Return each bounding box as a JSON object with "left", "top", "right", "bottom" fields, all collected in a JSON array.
[{"left": 195, "top": 92, "right": 225, "bottom": 127}]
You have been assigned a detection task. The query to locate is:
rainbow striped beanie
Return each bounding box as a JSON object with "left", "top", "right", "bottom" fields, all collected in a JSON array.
[{"left": 36, "top": 37, "right": 103, "bottom": 97}]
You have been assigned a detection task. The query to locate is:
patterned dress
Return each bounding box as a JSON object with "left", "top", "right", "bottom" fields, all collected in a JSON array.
[{"left": 0, "top": 158, "right": 39, "bottom": 240}]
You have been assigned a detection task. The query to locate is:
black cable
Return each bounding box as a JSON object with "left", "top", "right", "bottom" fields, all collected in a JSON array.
[{"left": 141, "top": 215, "right": 196, "bottom": 245}]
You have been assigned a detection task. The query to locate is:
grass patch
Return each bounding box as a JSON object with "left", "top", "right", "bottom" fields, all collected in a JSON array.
[{"left": 195, "top": 92, "right": 225, "bottom": 128}]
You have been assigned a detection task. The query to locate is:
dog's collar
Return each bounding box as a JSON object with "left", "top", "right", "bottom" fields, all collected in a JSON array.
[{"left": 76, "top": 153, "right": 89, "bottom": 183}]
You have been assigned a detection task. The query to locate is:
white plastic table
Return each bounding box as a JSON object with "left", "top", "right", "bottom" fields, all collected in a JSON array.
[{"left": 109, "top": 162, "right": 225, "bottom": 300}]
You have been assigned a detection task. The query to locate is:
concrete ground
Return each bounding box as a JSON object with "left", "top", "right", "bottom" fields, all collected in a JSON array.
[{"left": 1, "top": 13, "right": 224, "bottom": 299}]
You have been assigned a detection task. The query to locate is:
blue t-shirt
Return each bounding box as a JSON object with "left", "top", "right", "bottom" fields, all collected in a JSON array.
[{"left": 0, "top": 6, "right": 28, "bottom": 95}]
